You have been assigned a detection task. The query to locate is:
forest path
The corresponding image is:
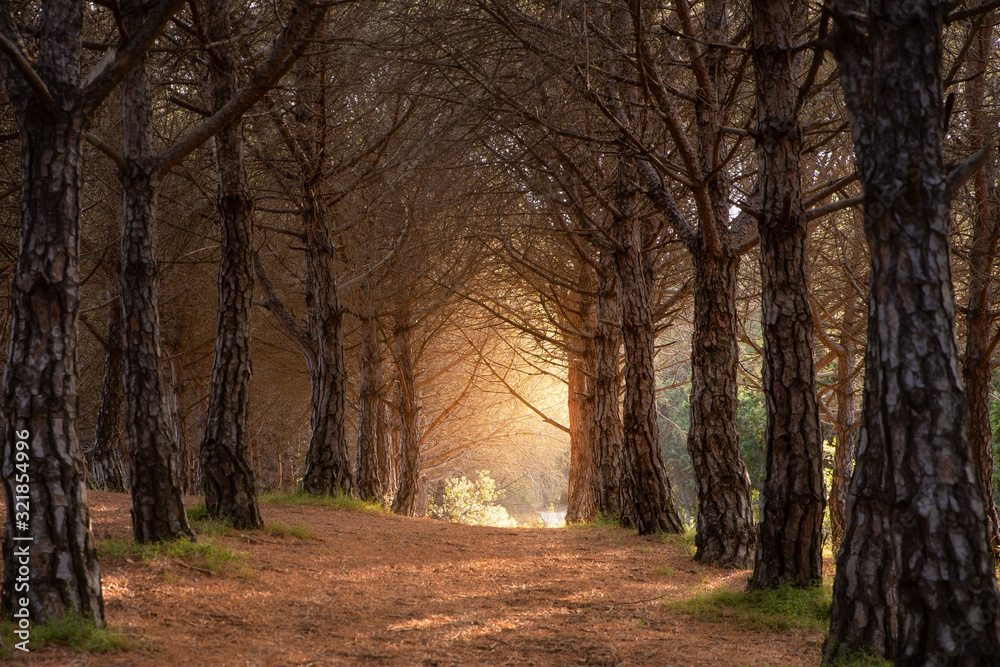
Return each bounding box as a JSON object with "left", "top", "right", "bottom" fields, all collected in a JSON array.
[{"left": 8, "top": 491, "right": 821, "bottom": 666}]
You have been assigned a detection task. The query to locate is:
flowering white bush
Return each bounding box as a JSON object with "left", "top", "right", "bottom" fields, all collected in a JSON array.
[{"left": 427, "top": 471, "right": 518, "bottom": 528}]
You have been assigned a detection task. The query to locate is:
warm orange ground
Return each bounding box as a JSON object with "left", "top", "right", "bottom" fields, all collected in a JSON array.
[{"left": 3, "top": 491, "right": 822, "bottom": 666}]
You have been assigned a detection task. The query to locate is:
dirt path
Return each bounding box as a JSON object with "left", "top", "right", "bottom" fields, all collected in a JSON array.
[{"left": 4, "top": 491, "right": 822, "bottom": 666}]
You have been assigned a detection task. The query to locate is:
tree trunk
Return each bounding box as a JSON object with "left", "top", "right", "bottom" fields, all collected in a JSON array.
[
  {"left": 829, "top": 302, "right": 858, "bottom": 551},
  {"left": 0, "top": 104, "right": 105, "bottom": 623},
  {"left": 197, "top": 0, "right": 263, "bottom": 529},
  {"left": 687, "top": 248, "right": 757, "bottom": 567},
  {"left": 960, "top": 20, "right": 1000, "bottom": 558},
  {"left": 300, "top": 202, "right": 354, "bottom": 495},
  {"left": 748, "top": 0, "right": 824, "bottom": 589},
  {"left": 356, "top": 281, "right": 383, "bottom": 500},
  {"left": 90, "top": 288, "right": 129, "bottom": 493},
  {"left": 614, "top": 166, "right": 683, "bottom": 535},
  {"left": 827, "top": 1, "right": 1000, "bottom": 660},
  {"left": 120, "top": 28, "right": 194, "bottom": 541},
  {"left": 590, "top": 245, "right": 625, "bottom": 519},
  {"left": 377, "top": 372, "right": 394, "bottom": 499},
  {"left": 566, "top": 281, "right": 598, "bottom": 524},
  {"left": 565, "top": 330, "right": 598, "bottom": 523},
  {"left": 392, "top": 306, "right": 422, "bottom": 515}
]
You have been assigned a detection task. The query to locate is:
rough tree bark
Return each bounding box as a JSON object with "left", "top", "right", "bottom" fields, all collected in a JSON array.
[
  {"left": 120, "top": 0, "right": 195, "bottom": 541},
  {"left": 0, "top": 0, "right": 185, "bottom": 621},
  {"left": 826, "top": 0, "right": 1000, "bottom": 661},
  {"left": 613, "top": 163, "right": 684, "bottom": 534},
  {"left": 625, "top": 0, "right": 758, "bottom": 565},
  {"left": 590, "top": 241, "right": 625, "bottom": 519},
  {"left": 829, "top": 302, "right": 858, "bottom": 551},
  {"left": 300, "top": 195, "right": 354, "bottom": 495},
  {"left": 0, "top": 93, "right": 106, "bottom": 624},
  {"left": 392, "top": 306, "right": 423, "bottom": 515},
  {"left": 565, "top": 274, "right": 598, "bottom": 524},
  {"left": 196, "top": 0, "right": 263, "bottom": 529},
  {"left": 959, "top": 18, "right": 1000, "bottom": 557},
  {"left": 748, "top": 0, "right": 825, "bottom": 589},
  {"left": 90, "top": 286, "right": 129, "bottom": 493},
  {"left": 356, "top": 278, "right": 384, "bottom": 500}
]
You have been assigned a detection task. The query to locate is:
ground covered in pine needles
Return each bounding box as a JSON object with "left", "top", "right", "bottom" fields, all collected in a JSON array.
[{"left": 1, "top": 490, "right": 831, "bottom": 666}]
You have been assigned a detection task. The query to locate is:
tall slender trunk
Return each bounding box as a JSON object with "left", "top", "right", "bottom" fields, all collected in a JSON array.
[
  {"left": 960, "top": 20, "right": 1000, "bottom": 557},
  {"left": 300, "top": 202, "right": 353, "bottom": 495},
  {"left": 91, "top": 281, "right": 129, "bottom": 493},
  {"left": 392, "top": 306, "right": 422, "bottom": 515},
  {"left": 827, "top": 1, "right": 1000, "bottom": 660},
  {"left": 590, "top": 244, "right": 625, "bottom": 519},
  {"left": 356, "top": 280, "right": 383, "bottom": 500},
  {"left": 687, "top": 248, "right": 757, "bottom": 567},
  {"left": 1, "top": 106, "right": 105, "bottom": 622},
  {"left": 748, "top": 0, "right": 824, "bottom": 589},
  {"left": 120, "top": 13, "right": 193, "bottom": 541},
  {"left": 614, "top": 166, "right": 683, "bottom": 534},
  {"left": 566, "top": 279, "right": 598, "bottom": 524},
  {"left": 197, "top": 0, "right": 262, "bottom": 529},
  {"left": 376, "top": 372, "right": 393, "bottom": 499},
  {"left": 565, "top": 325, "right": 597, "bottom": 523},
  {"left": 829, "top": 302, "right": 857, "bottom": 551}
]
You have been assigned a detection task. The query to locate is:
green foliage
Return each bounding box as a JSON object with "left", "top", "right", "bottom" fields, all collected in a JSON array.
[
  {"left": 185, "top": 504, "right": 234, "bottom": 537},
  {"left": 259, "top": 490, "right": 389, "bottom": 513},
  {"left": 655, "top": 529, "right": 697, "bottom": 555},
  {"left": 0, "top": 611, "right": 141, "bottom": 658},
  {"left": 826, "top": 650, "right": 894, "bottom": 667},
  {"left": 427, "top": 471, "right": 518, "bottom": 527},
  {"left": 565, "top": 514, "right": 623, "bottom": 530},
  {"left": 737, "top": 386, "right": 767, "bottom": 491},
  {"left": 669, "top": 582, "right": 832, "bottom": 633},
  {"left": 97, "top": 537, "right": 246, "bottom": 576},
  {"left": 264, "top": 521, "right": 315, "bottom": 540}
]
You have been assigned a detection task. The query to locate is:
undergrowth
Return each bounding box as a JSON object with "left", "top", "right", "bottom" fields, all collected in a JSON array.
[
  {"left": 185, "top": 504, "right": 315, "bottom": 540},
  {"left": 98, "top": 535, "right": 247, "bottom": 577},
  {"left": 264, "top": 521, "right": 315, "bottom": 540},
  {"left": 668, "top": 581, "right": 832, "bottom": 633},
  {"left": 826, "top": 650, "right": 893, "bottom": 667},
  {"left": 259, "top": 490, "right": 389, "bottom": 514},
  {"left": 0, "top": 611, "right": 141, "bottom": 658}
]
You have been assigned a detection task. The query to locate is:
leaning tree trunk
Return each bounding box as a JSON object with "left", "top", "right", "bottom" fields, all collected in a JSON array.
[
  {"left": 90, "top": 285, "right": 129, "bottom": 493},
  {"left": 356, "top": 280, "right": 383, "bottom": 500},
  {"left": 1, "top": 105, "right": 105, "bottom": 623},
  {"left": 829, "top": 302, "right": 858, "bottom": 551},
  {"left": 960, "top": 19, "right": 1000, "bottom": 557},
  {"left": 120, "top": 33, "right": 194, "bottom": 542},
  {"left": 392, "top": 306, "right": 422, "bottom": 515},
  {"left": 826, "top": 1, "right": 1000, "bottom": 660},
  {"left": 687, "top": 248, "right": 757, "bottom": 567},
  {"left": 300, "top": 201, "right": 354, "bottom": 495},
  {"left": 614, "top": 168, "right": 683, "bottom": 535},
  {"left": 590, "top": 244, "right": 625, "bottom": 519},
  {"left": 748, "top": 0, "right": 824, "bottom": 589},
  {"left": 197, "top": 0, "right": 263, "bottom": 529}
]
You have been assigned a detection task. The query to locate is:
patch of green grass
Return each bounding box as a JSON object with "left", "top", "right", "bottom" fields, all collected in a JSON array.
[
  {"left": 565, "top": 514, "right": 622, "bottom": 530},
  {"left": 259, "top": 490, "right": 389, "bottom": 513},
  {"left": 264, "top": 521, "right": 315, "bottom": 540},
  {"left": 826, "top": 649, "right": 893, "bottom": 666},
  {"left": 185, "top": 504, "right": 235, "bottom": 537},
  {"left": 656, "top": 530, "right": 697, "bottom": 555},
  {"left": 97, "top": 536, "right": 247, "bottom": 576},
  {"left": 0, "top": 611, "right": 141, "bottom": 658},
  {"left": 668, "top": 581, "right": 832, "bottom": 633},
  {"left": 652, "top": 565, "right": 676, "bottom": 577}
]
